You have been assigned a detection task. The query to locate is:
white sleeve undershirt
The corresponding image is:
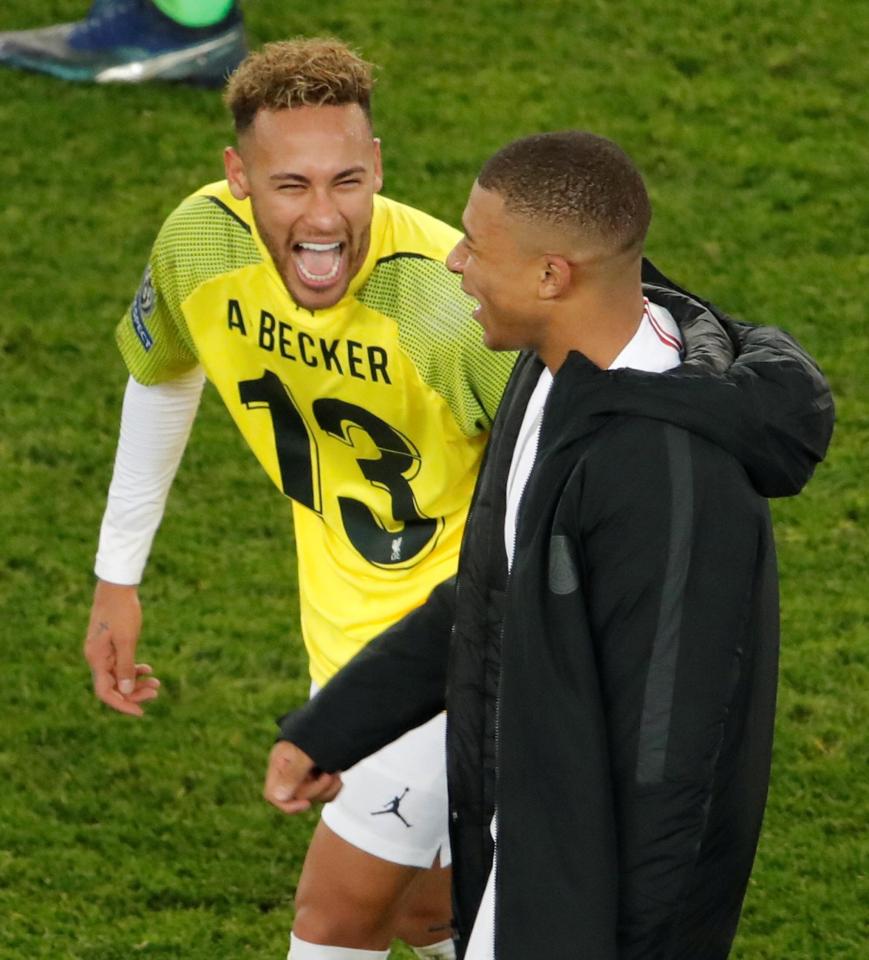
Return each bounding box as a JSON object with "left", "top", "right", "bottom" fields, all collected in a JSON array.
[{"left": 94, "top": 368, "right": 205, "bottom": 585}]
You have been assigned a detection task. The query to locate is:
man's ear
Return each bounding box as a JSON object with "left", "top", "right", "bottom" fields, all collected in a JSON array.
[
  {"left": 539, "top": 255, "right": 572, "bottom": 300},
  {"left": 224, "top": 146, "right": 250, "bottom": 201},
  {"left": 372, "top": 138, "right": 384, "bottom": 194}
]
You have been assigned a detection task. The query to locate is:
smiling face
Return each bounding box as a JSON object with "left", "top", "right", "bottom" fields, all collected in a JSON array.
[
  {"left": 446, "top": 183, "right": 550, "bottom": 353},
  {"left": 224, "top": 103, "right": 383, "bottom": 310}
]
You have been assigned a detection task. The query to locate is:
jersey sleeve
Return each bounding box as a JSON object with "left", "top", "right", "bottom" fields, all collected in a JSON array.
[
  {"left": 115, "top": 201, "right": 204, "bottom": 385},
  {"left": 453, "top": 307, "right": 517, "bottom": 429}
]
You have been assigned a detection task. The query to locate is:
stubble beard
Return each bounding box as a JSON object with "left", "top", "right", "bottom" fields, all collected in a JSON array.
[{"left": 251, "top": 206, "right": 371, "bottom": 312}]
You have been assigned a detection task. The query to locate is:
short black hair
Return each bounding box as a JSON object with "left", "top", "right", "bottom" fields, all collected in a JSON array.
[{"left": 477, "top": 131, "right": 651, "bottom": 254}]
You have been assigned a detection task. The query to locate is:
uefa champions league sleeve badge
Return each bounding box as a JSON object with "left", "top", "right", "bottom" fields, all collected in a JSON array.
[{"left": 131, "top": 264, "right": 157, "bottom": 351}]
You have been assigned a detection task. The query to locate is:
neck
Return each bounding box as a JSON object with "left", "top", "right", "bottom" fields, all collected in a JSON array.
[{"left": 538, "top": 261, "right": 645, "bottom": 372}]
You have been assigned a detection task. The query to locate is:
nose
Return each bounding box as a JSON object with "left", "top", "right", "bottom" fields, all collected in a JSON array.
[
  {"left": 304, "top": 188, "right": 342, "bottom": 233},
  {"left": 446, "top": 239, "right": 467, "bottom": 274}
]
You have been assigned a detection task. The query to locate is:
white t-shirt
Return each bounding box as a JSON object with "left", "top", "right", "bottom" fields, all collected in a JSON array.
[
  {"left": 467, "top": 299, "right": 683, "bottom": 960},
  {"left": 503, "top": 299, "right": 683, "bottom": 571}
]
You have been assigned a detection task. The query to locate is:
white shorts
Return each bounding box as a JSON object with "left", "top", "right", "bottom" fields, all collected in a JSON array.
[{"left": 311, "top": 684, "right": 450, "bottom": 868}]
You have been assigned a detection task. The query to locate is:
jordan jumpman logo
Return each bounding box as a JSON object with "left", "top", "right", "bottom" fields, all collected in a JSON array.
[{"left": 370, "top": 787, "right": 413, "bottom": 828}]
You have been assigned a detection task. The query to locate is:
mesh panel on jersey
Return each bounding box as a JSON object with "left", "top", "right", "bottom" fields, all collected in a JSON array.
[
  {"left": 118, "top": 193, "right": 262, "bottom": 384},
  {"left": 153, "top": 194, "right": 261, "bottom": 355},
  {"left": 357, "top": 254, "right": 513, "bottom": 436}
]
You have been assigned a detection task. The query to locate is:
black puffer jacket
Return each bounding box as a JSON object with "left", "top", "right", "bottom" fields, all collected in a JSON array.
[{"left": 280, "top": 265, "right": 833, "bottom": 959}]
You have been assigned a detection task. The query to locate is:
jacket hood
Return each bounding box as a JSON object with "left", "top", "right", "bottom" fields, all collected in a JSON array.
[{"left": 540, "top": 279, "right": 834, "bottom": 498}]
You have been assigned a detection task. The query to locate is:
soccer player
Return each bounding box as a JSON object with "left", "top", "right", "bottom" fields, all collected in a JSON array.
[
  {"left": 264, "top": 133, "right": 834, "bottom": 959},
  {"left": 0, "top": 0, "right": 246, "bottom": 85},
  {"left": 84, "top": 38, "right": 516, "bottom": 960}
]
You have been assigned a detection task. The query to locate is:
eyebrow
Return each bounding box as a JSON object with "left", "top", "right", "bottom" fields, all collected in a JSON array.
[{"left": 269, "top": 165, "right": 368, "bottom": 184}]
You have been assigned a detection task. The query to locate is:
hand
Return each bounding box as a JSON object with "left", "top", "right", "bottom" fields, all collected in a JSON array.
[
  {"left": 83, "top": 579, "right": 160, "bottom": 717},
  {"left": 264, "top": 741, "right": 343, "bottom": 814}
]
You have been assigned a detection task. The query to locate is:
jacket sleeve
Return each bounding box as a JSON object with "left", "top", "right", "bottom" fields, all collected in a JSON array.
[
  {"left": 277, "top": 577, "right": 456, "bottom": 772},
  {"left": 577, "top": 419, "right": 776, "bottom": 957}
]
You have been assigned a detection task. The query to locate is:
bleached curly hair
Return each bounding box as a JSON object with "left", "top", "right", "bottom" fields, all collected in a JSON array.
[{"left": 224, "top": 37, "right": 376, "bottom": 132}]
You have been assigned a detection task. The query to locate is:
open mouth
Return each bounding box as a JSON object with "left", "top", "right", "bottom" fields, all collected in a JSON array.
[
  {"left": 293, "top": 241, "right": 345, "bottom": 286},
  {"left": 461, "top": 284, "right": 481, "bottom": 319}
]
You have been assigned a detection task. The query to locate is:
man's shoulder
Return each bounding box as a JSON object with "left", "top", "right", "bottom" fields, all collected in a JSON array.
[
  {"left": 359, "top": 196, "right": 470, "bottom": 331},
  {"left": 582, "top": 414, "right": 754, "bottom": 503},
  {"left": 373, "top": 194, "right": 461, "bottom": 263},
  {"left": 159, "top": 180, "right": 256, "bottom": 240},
  {"left": 150, "top": 180, "right": 261, "bottom": 291}
]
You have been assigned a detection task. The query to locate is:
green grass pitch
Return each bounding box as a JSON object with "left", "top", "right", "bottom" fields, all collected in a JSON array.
[{"left": 0, "top": 1, "right": 865, "bottom": 957}]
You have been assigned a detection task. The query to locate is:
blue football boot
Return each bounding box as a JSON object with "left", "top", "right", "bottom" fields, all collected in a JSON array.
[{"left": 0, "top": 0, "right": 247, "bottom": 85}]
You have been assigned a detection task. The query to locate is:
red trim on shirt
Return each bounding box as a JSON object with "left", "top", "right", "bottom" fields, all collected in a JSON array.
[{"left": 644, "top": 299, "right": 684, "bottom": 352}]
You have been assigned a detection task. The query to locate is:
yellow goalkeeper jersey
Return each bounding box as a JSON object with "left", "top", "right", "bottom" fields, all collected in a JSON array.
[{"left": 117, "top": 181, "right": 516, "bottom": 684}]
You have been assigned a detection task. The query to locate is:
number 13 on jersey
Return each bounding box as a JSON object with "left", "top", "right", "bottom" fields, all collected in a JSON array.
[{"left": 239, "top": 369, "right": 443, "bottom": 568}]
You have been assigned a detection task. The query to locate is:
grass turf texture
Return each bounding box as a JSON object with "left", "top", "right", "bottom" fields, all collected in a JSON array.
[{"left": 0, "top": 0, "right": 866, "bottom": 956}]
